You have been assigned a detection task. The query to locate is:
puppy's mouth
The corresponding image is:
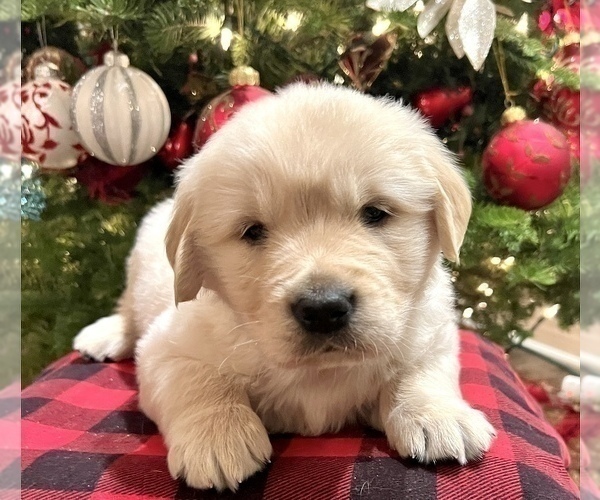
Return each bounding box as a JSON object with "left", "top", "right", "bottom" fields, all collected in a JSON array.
[{"left": 279, "top": 338, "right": 378, "bottom": 369}]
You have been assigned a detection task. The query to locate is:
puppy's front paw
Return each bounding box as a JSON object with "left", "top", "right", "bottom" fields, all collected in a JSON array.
[
  {"left": 73, "top": 314, "right": 134, "bottom": 361},
  {"left": 385, "top": 400, "right": 495, "bottom": 464},
  {"left": 167, "top": 404, "right": 272, "bottom": 491}
]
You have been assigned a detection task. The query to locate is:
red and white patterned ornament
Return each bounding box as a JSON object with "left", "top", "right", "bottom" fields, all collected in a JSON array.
[
  {"left": 21, "top": 63, "right": 84, "bottom": 169},
  {"left": 482, "top": 108, "right": 572, "bottom": 210},
  {"left": 193, "top": 66, "right": 272, "bottom": 152},
  {"left": 0, "top": 78, "right": 20, "bottom": 162}
]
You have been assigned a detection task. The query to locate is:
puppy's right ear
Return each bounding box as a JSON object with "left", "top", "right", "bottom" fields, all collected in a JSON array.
[{"left": 165, "top": 195, "right": 207, "bottom": 305}]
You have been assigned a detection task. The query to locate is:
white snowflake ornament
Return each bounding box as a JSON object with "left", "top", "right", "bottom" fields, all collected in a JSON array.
[{"left": 366, "top": 0, "right": 496, "bottom": 71}]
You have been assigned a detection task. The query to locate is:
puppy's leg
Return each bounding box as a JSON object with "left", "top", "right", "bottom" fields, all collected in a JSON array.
[
  {"left": 73, "top": 273, "right": 139, "bottom": 361},
  {"left": 72, "top": 313, "right": 136, "bottom": 361},
  {"left": 378, "top": 350, "right": 495, "bottom": 464},
  {"left": 137, "top": 319, "right": 272, "bottom": 492}
]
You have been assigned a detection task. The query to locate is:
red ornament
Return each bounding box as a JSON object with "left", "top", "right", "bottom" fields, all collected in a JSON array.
[
  {"left": 158, "top": 118, "right": 195, "bottom": 170},
  {"left": 413, "top": 87, "right": 473, "bottom": 128},
  {"left": 0, "top": 79, "right": 20, "bottom": 161},
  {"left": 533, "top": 41, "right": 580, "bottom": 161},
  {"left": 482, "top": 111, "right": 572, "bottom": 210},
  {"left": 538, "top": 0, "right": 580, "bottom": 35},
  {"left": 75, "top": 156, "right": 148, "bottom": 204},
  {"left": 193, "top": 67, "right": 272, "bottom": 152}
]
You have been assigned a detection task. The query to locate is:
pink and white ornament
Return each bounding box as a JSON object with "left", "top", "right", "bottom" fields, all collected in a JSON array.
[
  {"left": 0, "top": 79, "right": 21, "bottom": 162},
  {"left": 21, "top": 65, "right": 84, "bottom": 170}
]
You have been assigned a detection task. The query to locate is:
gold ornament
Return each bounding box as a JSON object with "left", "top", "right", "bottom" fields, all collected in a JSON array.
[
  {"left": 500, "top": 106, "right": 527, "bottom": 126},
  {"left": 24, "top": 47, "right": 85, "bottom": 85},
  {"left": 229, "top": 66, "right": 261, "bottom": 87}
]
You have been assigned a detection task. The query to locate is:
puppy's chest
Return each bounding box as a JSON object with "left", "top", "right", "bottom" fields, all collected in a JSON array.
[{"left": 247, "top": 365, "right": 383, "bottom": 435}]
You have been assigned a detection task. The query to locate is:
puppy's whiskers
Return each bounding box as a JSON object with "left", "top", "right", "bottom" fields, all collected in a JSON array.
[
  {"left": 238, "top": 274, "right": 263, "bottom": 284},
  {"left": 217, "top": 338, "right": 260, "bottom": 375},
  {"left": 224, "top": 320, "right": 262, "bottom": 337}
]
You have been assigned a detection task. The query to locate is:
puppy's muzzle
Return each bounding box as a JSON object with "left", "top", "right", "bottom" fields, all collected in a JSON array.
[{"left": 290, "top": 285, "right": 355, "bottom": 335}]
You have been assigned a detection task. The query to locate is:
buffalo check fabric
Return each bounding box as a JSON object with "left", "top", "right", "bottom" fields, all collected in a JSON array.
[{"left": 20, "top": 331, "right": 579, "bottom": 500}]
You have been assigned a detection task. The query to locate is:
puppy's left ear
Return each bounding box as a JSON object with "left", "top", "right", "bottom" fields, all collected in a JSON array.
[
  {"left": 165, "top": 193, "right": 208, "bottom": 305},
  {"left": 431, "top": 153, "right": 472, "bottom": 263}
]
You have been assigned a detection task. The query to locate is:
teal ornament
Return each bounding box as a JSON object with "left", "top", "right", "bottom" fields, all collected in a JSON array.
[{"left": 21, "top": 158, "right": 46, "bottom": 221}]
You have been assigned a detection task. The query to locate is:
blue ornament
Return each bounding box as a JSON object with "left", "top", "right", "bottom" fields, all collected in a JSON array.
[{"left": 21, "top": 158, "right": 46, "bottom": 221}]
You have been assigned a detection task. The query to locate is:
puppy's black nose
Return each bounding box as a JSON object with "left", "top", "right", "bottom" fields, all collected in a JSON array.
[{"left": 291, "top": 287, "right": 354, "bottom": 334}]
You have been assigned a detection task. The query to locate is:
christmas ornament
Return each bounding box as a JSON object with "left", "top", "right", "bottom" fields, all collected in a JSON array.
[
  {"left": 534, "top": 79, "right": 580, "bottom": 160},
  {"left": 75, "top": 156, "right": 148, "bottom": 204},
  {"left": 366, "top": 0, "right": 496, "bottom": 71},
  {"left": 20, "top": 158, "right": 46, "bottom": 221},
  {"left": 71, "top": 50, "right": 171, "bottom": 166},
  {"left": 21, "top": 63, "right": 84, "bottom": 170},
  {"left": 193, "top": 66, "right": 272, "bottom": 152},
  {"left": 538, "top": 0, "right": 580, "bottom": 35},
  {"left": 413, "top": 86, "right": 472, "bottom": 128},
  {"left": 0, "top": 159, "right": 20, "bottom": 221},
  {"left": 158, "top": 118, "right": 195, "bottom": 170},
  {"left": 0, "top": 78, "right": 20, "bottom": 161},
  {"left": 339, "top": 33, "right": 397, "bottom": 92},
  {"left": 23, "top": 47, "right": 86, "bottom": 86},
  {"left": 533, "top": 40, "right": 580, "bottom": 160},
  {"left": 482, "top": 108, "right": 572, "bottom": 210}
]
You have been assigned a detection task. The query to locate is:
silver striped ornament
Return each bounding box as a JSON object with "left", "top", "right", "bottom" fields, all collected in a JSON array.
[{"left": 71, "top": 51, "right": 171, "bottom": 166}]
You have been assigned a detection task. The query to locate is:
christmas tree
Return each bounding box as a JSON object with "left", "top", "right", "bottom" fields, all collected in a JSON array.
[{"left": 14, "top": 0, "right": 585, "bottom": 384}]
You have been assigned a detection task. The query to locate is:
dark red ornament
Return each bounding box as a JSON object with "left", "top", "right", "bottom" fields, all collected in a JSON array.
[
  {"left": 413, "top": 87, "right": 473, "bottom": 128},
  {"left": 482, "top": 111, "right": 572, "bottom": 210},
  {"left": 193, "top": 67, "right": 272, "bottom": 152},
  {"left": 75, "top": 156, "right": 148, "bottom": 204},
  {"left": 158, "top": 118, "right": 195, "bottom": 170}
]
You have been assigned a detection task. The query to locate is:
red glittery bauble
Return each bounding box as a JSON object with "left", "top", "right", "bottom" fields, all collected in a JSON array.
[
  {"left": 482, "top": 119, "right": 572, "bottom": 210},
  {"left": 158, "top": 118, "right": 194, "bottom": 170},
  {"left": 193, "top": 85, "right": 272, "bottom": 152},
  {"left": 413, "top": 86, "right": 473, "bottom": 128}
]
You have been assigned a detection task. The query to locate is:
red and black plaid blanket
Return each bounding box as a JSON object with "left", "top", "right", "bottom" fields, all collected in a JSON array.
[{"left": 18, "top": 331, "right": 578, "bottom": 499}]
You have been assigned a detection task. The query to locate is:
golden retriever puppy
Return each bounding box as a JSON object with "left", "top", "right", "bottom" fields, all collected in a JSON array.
[{"left": 74, "top": 83, "right": 495, "bottom": 491}]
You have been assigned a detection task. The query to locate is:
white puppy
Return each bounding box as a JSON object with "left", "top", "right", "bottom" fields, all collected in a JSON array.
[{"left": 74, "top": 83, "right": 495, "bottom": 491}]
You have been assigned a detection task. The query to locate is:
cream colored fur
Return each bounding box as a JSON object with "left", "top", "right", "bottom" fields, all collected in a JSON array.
[{"left": 74, "top": 84, "right": 495, "bottom": 491}]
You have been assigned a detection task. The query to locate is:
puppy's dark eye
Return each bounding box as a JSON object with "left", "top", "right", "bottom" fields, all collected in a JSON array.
[
  {"left": 361, "top": 206, "right": 389, "bottom": 226},
  {"left": 242, "top": 223, "right": 267, "bottom": 244}
]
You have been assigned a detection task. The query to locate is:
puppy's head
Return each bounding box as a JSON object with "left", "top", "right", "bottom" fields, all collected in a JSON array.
[{"left": 166, "top": 84, "right": 471, "bottom": 367}]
